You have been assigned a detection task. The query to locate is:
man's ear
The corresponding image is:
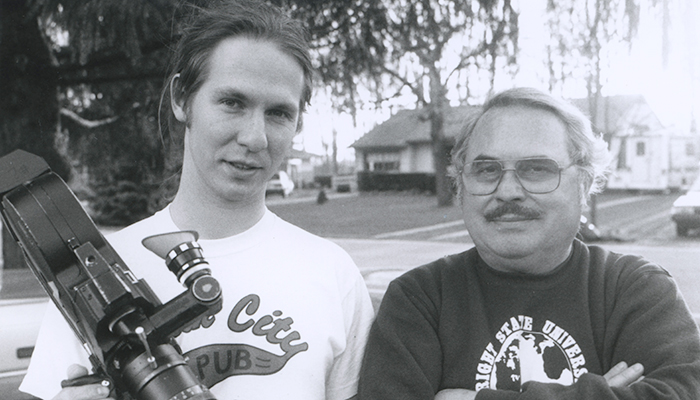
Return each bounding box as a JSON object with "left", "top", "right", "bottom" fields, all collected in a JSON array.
[{"left": 170, "top": 73, "right": 187, "bottom": 123}]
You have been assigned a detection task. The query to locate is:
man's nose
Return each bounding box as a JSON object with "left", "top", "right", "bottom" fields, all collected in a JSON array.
[
  {"left": 236, "top": 111, "right": 268, "bottom": 152},
  {"left": 494, "top": 169, "right": 526, "bottom": 200}
]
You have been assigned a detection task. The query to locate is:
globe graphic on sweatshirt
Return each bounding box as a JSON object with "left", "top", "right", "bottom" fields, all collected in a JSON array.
[{"left": 490, "top": 331, "right": 574, "bottom": 391}]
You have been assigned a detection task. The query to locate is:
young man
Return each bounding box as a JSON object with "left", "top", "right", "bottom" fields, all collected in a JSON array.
[
  {"left": 358, "top": 87, "right": 700, "bottom": 399},
  {"left": 20, "top": 2, "right": 374, "bottom": 399}
]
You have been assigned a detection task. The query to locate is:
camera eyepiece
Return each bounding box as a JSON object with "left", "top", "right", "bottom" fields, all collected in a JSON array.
[
  {"left": 142, "top": 231, "right": 214, "bottom": 287},
  {"left": 165, "top": 241, "right": 210, "bottom": 286}
]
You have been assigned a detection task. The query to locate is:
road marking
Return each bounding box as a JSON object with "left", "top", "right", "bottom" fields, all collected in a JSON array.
[
  {"left": 431, "top": 230, "right": 470, "bottom": 240},
  {"left": 0, "top": 369, "right": 28, "bottom": 379},
  {"left": 431, "top": 205, "right": 666, "bottom": 240},
  {"left": 266, "top": 191, "right": 357, "bottom": 205},
  {"left": 597, "top": 195, "right": 655, "bottom": 209},
  {"left": 373, "top": 220, "right": 464, "bottom": 239},
  {"left": 374, "top": 194, "right": 659, "bottom": 240},
  {"left": 618, "top": 209, "right": 670, "bottom": 233}
]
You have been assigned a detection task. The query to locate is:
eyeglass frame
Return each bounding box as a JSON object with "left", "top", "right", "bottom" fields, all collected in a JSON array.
[{"left": 460, "top": 157, "right": 577, "bottom": 196}]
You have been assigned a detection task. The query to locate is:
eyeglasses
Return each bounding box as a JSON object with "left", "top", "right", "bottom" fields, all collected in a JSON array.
[{"left": 462, "top": 158, "right": 575, "bottom": 196}]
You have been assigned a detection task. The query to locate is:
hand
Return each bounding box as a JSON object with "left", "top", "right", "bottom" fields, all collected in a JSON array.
[
  {"left": 51, "top": 364, "right": 115, "bottom": 400},
  {"left": 432, "top": 362, "right": 644, "bottom": 399},
  {"left": 604, "top": 361, "right": 644, "bottom": 388},
  {"left": 435, "top": 388, "right": 477, "bottom": 400}
]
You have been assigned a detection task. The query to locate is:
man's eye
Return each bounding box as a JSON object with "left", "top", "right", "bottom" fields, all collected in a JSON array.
[
  {"left": 473, "top": 163, "right": 500, "bottom": 175},
  {"left": 520, "top": 161, "right": 558, "bottom": 175},
  {"left": 221, "top": 98, "right": 242, "bottom": 108},
  {"left": 522, "top": 166, "right": 544, "bottom": 173},
  {"left": 268, "top": 109, "right": 294, "bottom": 121}
]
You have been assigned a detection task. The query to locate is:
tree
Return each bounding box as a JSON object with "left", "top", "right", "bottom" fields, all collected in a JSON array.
[
  {"left": 278, "top": 0, "right": 389, "bottom": 118},
  {"left": 1, "top": 0, "right": 69, "bottom": 270},
  {"left": 391, "top": 0, "right": 519, "bottom": 206},
  {"left": 254, "top": 1, "right": 520, "bottom": 208},
  {"left": 0, "top": 0, "right": 68, "bottom": 175},
  {"left": 29, "top": 0, "right": 181, "bottom": 225},
  {"left": 545, "top": 0, "right": 645, "bottom": 113},
  {"left": 278, "top": 1, "right": 520, "bottom": 206},
  {"left": 545, "top": 0, "right": 659, "bottom": 224},
  {"left": 1, "top": 0, "right": 181, "bottom": 269}
]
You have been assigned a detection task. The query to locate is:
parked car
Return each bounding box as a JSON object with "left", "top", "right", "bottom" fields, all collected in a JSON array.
[
  {"left": 0, "top": 264, "right": 46, "bottom": 400},
  {"left": 671, "top": 176, "right": 700, "bottom": 236},
  {"left": 265, "top": 171, "right": 294, "bottom": 198}
]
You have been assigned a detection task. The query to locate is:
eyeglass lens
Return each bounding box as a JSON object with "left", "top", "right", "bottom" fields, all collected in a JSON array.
[{"left": 464, "top": 158, "right": 562, "bottom": 195}]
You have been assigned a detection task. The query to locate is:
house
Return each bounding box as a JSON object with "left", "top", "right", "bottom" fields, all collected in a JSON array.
[
  {"left": 352, "top": 95, "right": 700, "bottom": 192},
  {"left": 351, "top": 105, "right": 479, "bottom": 175},
  {"left": 280, "top": 148, "right": 324, "bottom": 189},
  {"left": 572, "top": 95, "right": 700, "bottom": 191}
]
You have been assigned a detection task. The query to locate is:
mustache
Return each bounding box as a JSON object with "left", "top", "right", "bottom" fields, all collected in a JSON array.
[{"left": 484, "top": 202, "right": 542, "bottom": 221}]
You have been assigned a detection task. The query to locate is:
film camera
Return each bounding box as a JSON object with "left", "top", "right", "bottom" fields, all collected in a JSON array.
[{"left": 0, "top": 150, "right": 222, "bottom": 400}]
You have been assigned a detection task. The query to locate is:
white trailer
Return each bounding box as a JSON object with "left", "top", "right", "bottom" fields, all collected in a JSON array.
[{"left": 607, "top": 130, "right": 700, "bottom": 192}]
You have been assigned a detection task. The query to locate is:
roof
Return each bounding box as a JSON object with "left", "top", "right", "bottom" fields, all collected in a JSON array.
[
  {"left": 287, "top": 148, "right": 321, "bottom": 160},
  {"left": 569, "top": 94, "right": 664, "bottom": 135},
  {"left": 351, "top": 105, "right": 480, "bottom": 150},
  {"left": 353, "top": 95, "right": 666, "bottom": 150}
]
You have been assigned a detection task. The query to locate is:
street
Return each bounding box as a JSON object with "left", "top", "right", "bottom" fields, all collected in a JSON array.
[
  {"left": 590, "top": 192, "right": 685, "bottom": 244},
  {"left": 330, "top": 191, "right": 700, "bottom": 316},
  {"left": 335, "top": 237, "right": 700, "bottom": 318},
  {"left": 0, "top": 191, "right": 698, "bottom": 400},
  {"left": 366, "top": 191, "right": 687, "bottom": 244}
]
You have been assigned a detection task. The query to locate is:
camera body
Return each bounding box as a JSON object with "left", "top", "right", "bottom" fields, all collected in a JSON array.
[{"left": 0, "top": 150, "right": 222, "bottom": 400}]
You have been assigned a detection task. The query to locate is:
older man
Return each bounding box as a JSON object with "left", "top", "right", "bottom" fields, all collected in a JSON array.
[{"left": 358, "top": 87, "right": 700, "bottom": 400}]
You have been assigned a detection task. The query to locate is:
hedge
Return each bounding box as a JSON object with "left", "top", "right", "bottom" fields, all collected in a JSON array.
[{"left": 357, "top": 171, "right": 436, "bottom": 193}]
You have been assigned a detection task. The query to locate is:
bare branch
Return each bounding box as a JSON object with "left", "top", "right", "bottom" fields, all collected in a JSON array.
[{"left": 59, "top": 108, "right": 118, "bottom": 128}]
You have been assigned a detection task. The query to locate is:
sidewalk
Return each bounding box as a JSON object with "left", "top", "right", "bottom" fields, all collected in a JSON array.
[
  {"left": 265, "top": 188, "right": 357, "bottom": 206},
  {"left": 331, "top": 238, "right": 468, "bottom": 310}
]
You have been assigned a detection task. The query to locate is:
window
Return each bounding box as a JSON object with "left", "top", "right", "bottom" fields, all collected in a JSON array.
[
  {"left": 368, "top": 152, "right": 400, "bottom": 172},
  {"left": 373, "top": 161, "right": 400, "bottom": 172},
  {"left": 617, "top": 139, "right": 627, "bottom": 169},
  {"left": 636, "top": 142, "right": 646, "bottom": 156}
]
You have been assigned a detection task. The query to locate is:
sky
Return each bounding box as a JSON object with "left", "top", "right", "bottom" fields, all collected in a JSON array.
[{"left": 299, "top": 0, "right": 700, "bottom": 162}]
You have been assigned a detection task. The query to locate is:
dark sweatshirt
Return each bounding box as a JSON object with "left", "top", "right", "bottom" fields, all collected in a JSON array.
[{"left": 358, "top": 239, "right": 700, "bottom": 400}]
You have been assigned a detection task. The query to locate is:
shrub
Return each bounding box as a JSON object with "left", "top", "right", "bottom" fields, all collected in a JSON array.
[{"left": 357, "top": 172, "right": 436, "bottom": 193}]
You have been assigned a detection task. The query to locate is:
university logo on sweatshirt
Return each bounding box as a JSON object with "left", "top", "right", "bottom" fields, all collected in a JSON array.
[{"left": 475, "top": 315, "right": 588, "bottom": 391}]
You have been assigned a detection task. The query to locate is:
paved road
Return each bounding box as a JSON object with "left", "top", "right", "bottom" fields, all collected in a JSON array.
[
  {"left": 333, "top": 238, "right": 700, "bottom": 320},
  {"left": 275, "top": 190, "right": 699, "bottom": 313},
  {"left": 3, "top": 191, "right": 698, "bottom": 399}
]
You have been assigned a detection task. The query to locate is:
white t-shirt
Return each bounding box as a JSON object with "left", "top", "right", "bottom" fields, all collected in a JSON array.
[{"left": 20, "top": 207, "right": 374, "bottom": 400}]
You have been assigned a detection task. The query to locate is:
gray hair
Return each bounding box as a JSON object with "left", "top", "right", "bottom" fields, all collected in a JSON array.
[{"left": 450, "top": 87, "right": 612, "bottom": 206}]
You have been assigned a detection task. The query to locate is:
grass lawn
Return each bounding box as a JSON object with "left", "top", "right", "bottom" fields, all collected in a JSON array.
[{"left": 267, "top": 191, "right": 464, "bottom": 239}]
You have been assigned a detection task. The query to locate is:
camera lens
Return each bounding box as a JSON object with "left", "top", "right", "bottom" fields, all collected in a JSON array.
[{"left": 121, "top": 344, "right": 216, "bottom": 400}]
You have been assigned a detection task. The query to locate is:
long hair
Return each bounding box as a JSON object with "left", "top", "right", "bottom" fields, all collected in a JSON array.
[{"left": 160, "top": 0, "right": 314, "bottom": 137}]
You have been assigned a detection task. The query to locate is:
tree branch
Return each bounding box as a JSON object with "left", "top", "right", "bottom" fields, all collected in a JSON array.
[{"left": 59, "top": 108, "right": 118, "bottom": 128}]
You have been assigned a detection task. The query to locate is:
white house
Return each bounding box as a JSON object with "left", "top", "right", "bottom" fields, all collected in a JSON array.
[
  {"left": 351, "top": 105, "right": 478, "bottom": 174},
  {"left": 353, "top": 95, "right": 700, "bottom": 192},
  {"left": 572, "top": 95, "right": 700, "bottom": 191},
  {"left": 280, "top": 148, "right": 323, "bottom": 189}
]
